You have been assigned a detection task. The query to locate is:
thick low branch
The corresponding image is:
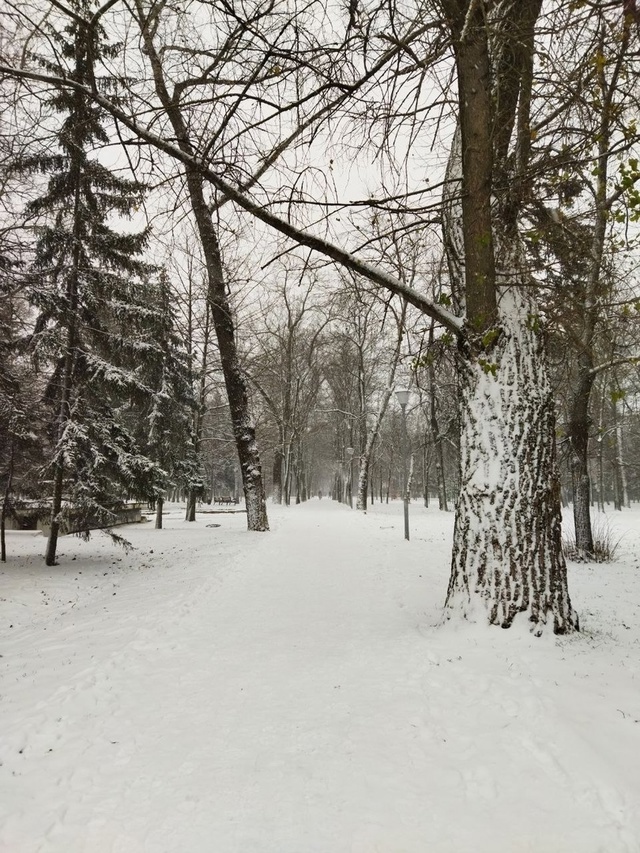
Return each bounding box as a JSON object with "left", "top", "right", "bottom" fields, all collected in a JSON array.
[{"left": 0, "top": 63, "right": 464, "bottom": 338}]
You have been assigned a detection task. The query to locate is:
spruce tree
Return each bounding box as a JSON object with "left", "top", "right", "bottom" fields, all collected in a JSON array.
[
  {"left": 21, "top": 1, "right": 161, "bottom": 564},
  {"left": 120, "top": 269, "right": 203, "bottom": 529}
]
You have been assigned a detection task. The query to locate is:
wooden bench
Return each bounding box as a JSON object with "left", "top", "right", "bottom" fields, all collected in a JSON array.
[{"left": 214, "top": 496, "right": 239, "bottom": 505}]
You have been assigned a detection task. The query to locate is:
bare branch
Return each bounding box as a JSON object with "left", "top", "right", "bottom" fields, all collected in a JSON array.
[{"left": 0, "top": 62, "right": 464, "bottom": 338}]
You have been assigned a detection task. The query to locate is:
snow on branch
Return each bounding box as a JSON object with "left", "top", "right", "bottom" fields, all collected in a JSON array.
[
  {"left": 589, "top": 356, "right": 640, "bottom": 377},
  {"left": 0, "top": 64, "right": 464, "bottom": 340}
]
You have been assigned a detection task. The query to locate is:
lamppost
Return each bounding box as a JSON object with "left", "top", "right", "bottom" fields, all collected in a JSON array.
[
  {"left": 345, "top": 446, "right": 354, "bottom": 508},
  {"left": 395, "top": 389, "right": 411, "bottom": 541}
]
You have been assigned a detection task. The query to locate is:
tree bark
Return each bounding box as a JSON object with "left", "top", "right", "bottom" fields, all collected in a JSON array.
[
  {"left": 441, "top": 0, "right": 577, "bottom": 633},
  {"left": 186, "top": 492, "right": 197, "bottom": 522},
  {"left": 272, "top": 444, "right": 283, "bottom": 504},
  {"left": 445, "top": 288, "right": 577, "bottom": 633},
  {"left": 135, "top": 1, "right": 268, "bottom": 532}
]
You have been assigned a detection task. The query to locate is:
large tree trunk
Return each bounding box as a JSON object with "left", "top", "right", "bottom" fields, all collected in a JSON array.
[
  {"left": 186, "top": 180, "right": 268, "bottom": 531},
  {"left": 136, "top": 4, "right": 268, "bottom": 532},
  {"left": 444, "top": 289, "right": 578, "bottom": 634}
]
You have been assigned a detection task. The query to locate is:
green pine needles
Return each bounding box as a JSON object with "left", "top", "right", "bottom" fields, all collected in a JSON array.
[{"left": 16, "top": 0, "right": 199, "bottom": 563}]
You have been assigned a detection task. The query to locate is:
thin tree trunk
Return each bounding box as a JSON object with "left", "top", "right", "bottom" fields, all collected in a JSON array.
[
  {"left": 568, "top": 364, "right": 595, "bottom": 557},
  {"left": 284, "top": 443, "right": 292, "bottom": 506},
  {"left": 136, "top": 5, "right": 268, "bottom": 532},
  {"left": 0, "top": 505, "right": 6, "bottom": 564},
  {"left": 272, "top": 444, "right": 284, "bottom": 504},
  {"left": 186, "top": 492, "right": 197, "bottom": 522},
  {"left": 385, "top": 458, "right": 391, "bottom": 503},
  {"left": 611, "top": 399, "right": 627, "bottom": 511},
  {"left": 155, "top": 496, "right": 163, "bottom": 529},
  {"left": 356, "top": 301, "right": 406, "bottom": 511},
  {"left": 1, "top": 442, "right": 13, "bottom": 563},
  {"left": 426, "top": 320, "right": 449, "bottom": 512},
  {"left": 45, "top": 154, "right": 82, "bottom": 566},
  {"left": 423, "top": 439, "right": 429, "bottom": 508},
  {"left": 597, "top": 385, "right": 607, "bottom": 511},
  {"left": 187, "top": 300, "right": 209, "bottom": 522},
  {"left": 615, "top": 423, "right": 629, "bottom": 509}
]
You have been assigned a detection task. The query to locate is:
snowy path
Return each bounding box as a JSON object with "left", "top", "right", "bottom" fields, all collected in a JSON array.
[{"left": 1, "top": 501, "right": 640, "bottom": 852}]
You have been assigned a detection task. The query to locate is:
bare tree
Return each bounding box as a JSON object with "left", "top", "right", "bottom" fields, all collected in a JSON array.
[
  {"left": 10, "top": 0, "right": 639, "bottom": 630},
  {"left": 529, "top": 6, "right": 640, "bottom": 557},
  {"left": 247, "top": 272, "right": 327, "bottom": 505}
]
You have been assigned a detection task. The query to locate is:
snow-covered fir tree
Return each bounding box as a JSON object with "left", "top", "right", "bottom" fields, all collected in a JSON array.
[
  {"left": 20, "top": 0, "right": 166, "bottom": 564},
  {"left": 119, "top": 269, "right": 203, "bottom": 529}
]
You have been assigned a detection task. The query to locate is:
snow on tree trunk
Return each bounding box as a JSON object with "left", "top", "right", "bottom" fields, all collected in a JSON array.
[
  {"left": 444, "top": 288, "right": 578, "bottom": 634},
  {"left": 356, "top": 400, "right": 389, "bottom": 511},
  {"left": 355, "top": 460, "right": 370, "bottom": 512}
]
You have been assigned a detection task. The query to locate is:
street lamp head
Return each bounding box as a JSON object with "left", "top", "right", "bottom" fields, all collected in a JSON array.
[{"left": 395, "top": 389, "right": 411, "bottom": 408}]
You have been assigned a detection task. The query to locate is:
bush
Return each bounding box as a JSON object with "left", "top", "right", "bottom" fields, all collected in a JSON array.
[{"left": 562, "top": 514, "right": 622, "bottom": 563}]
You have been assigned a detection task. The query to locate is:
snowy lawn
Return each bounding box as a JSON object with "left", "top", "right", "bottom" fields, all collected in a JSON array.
[{"left": 1, "top": 500, "right": 640, "bottom": 853}]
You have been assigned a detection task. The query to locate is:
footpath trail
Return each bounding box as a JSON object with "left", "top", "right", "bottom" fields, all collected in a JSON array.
[{"left": 1, "top": 501, "right": 640, "bottom": 853}]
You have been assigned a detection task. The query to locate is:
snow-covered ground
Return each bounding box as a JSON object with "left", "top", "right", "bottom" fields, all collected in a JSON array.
[{"left": 1, "top": 499, "right": 640, "bottom": 853}]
